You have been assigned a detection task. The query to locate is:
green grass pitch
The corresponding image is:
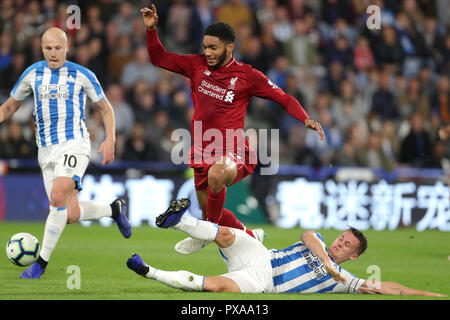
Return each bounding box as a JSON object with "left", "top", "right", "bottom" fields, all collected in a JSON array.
[{"left": 0, "top": 222, "right": 449, "bottom": 300}]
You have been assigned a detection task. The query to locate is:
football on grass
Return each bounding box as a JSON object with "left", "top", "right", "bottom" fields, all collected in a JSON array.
[{"left": 6, "top": 233, "right": 40, "bottom": 266}]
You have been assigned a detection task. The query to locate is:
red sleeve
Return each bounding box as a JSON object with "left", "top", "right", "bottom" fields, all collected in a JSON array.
[
  {"left": 146, "top": 28, "right": 201, "bottom": 78},
  {"left": 248, "top": 68, "right": 310, "bottom": 123}
]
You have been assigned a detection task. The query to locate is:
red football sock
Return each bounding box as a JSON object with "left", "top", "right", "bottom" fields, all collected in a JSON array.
[
  {"left": 219, "top": 208, "right": 254, "bottom": 238},
  {"left": 206, "top": 186, "right": 226, "bottom": 224},
  {"left": 206, "top": 186, "right": 255, "bottom": 238},
  {"left": 218, "top": 208, "right": 244, "bottom": 229}
]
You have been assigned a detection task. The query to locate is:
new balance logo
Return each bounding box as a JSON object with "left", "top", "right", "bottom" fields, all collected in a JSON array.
[{"left": 203, "top": 70, "right": 211, "bottom": 76}]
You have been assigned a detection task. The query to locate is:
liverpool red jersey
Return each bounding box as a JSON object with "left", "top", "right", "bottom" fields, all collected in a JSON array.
[{"left": 146, "top": 28, "right": 310, "bottom": 165}]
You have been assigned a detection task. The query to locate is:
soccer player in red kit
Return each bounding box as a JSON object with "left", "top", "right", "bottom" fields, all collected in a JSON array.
[{"left": 141, "top": 5, "right": 325, "bottom": 253}]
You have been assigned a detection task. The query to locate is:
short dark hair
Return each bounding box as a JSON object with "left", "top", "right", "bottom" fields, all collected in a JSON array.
[
  {"left": 204, "top": 21, "right": 235, "bottom": 43},
  {"left": 348, "top": 227, "right": 367, "bottom": 256}
]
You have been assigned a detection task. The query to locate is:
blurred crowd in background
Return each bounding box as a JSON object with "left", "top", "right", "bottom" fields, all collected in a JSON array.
[{"left": 0, "top": 0, "right": 450, "bottom": 171}]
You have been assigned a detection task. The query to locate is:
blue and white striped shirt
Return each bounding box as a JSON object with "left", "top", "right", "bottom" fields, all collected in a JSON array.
[
  {"left": 10, "top": 60, "right": 105, "bottom": 147},
  {"left": 270, "top": 232, "right": 364, "bottom": 294}
]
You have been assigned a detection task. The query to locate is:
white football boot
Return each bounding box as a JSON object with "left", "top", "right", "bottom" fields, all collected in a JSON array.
[
  {"left": 175, "top": 237, "right": 211, "bottom": 255},
  {"left": 252, "top": 228, "right": 266, "bottom": 243},
  {"left": 175, "top": 228, "right": 266, "bottom": 254}
]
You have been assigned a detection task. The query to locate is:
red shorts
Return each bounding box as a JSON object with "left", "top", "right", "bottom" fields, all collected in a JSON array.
[{"left": 188, "top": 143, "right": 257, "bottom": 191}]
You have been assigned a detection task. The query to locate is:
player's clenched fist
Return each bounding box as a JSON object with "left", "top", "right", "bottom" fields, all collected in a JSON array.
[{"left": 141, "top": 4, "right": 158, "bottom": 30}]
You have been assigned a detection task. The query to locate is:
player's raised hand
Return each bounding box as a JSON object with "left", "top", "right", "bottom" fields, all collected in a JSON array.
[
  {"left": 304, "top": 118, "right": 325, "bottom": 141},
  {"left": 98, "top": 139, "right": 115, "bottom": 165},
  {"left": 140, "top": 4, "right": 158, "bottom": 30}
]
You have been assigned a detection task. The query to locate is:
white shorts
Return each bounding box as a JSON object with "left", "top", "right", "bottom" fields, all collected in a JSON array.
[
  {"left": 38, "top": 138, "right": 90, "bottom": 199},
  {"left": 219, "top": 229, "right": 274, "bottom": 293}
]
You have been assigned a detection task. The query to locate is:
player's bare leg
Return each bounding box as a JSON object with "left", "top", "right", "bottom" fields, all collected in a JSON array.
[
  {"left": 66, "top": 188, "right": 81, "bottom": 223},
  {"left": 206, "top": 156, "right": 254, "bottom": 235},
  {"left": 207, "top": 156, "right": 237, "bottom": 194},
  {"left": 21, "top": 176, "right": 73, "bottom": 279}
]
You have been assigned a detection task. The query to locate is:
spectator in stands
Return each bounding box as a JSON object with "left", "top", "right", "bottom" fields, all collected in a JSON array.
[
  {"left": 0, "top": 32, "right": 13, "bottom": 75},
  {"left": 3, "top": 53, "right": 27, "bottom": 90},
  {"left": 25, "top": 0, "right": 46, "bottom": 36},
  {"left": 134, "top": 88, "right": 157, "bottom": 126},
  {"left": 105, "top": 83, "right": 135, "bottom": 158},
  {"left": 241, "top": 35, "right": 271, "bottom": 73},
  {"left": 87, "top": 37, "right": 108, "bottom": 85},
  {"left": 255, "top": 0, "right": 277, "bottom": 27},
  {"left": 435, "top": 33, "right": 450, "bottom": 75},
  {"left": 122, "top": 122, "right": 153, "bottom": 161},
  {"left": 287, "top": 0, "right": 314, "bottom": 22},
  {"left": 267, "top": 55, "right": 291, "bottom": 91},
  {"left": 283, "top": 124, "right": 321, "bottom": 167},
  {"left": 154, "top": 78, "right": 174, "bottom": 112},
  {"left": 216, "top": 0, "right": 253, "bottom": 32},
  {"left": 370, "top": 70, "right": 399, "bottom": 122},
  {"left": 346, "top": 121, "right": 369, "bottom": 158},
  {"left": 146, "top": 110, "right": 173, "bottom": 162},
  {"left": 164, "top": 0, "right": 194, "bottom": 54},
  {"left": 272, "top": 5, "right": 294, "bottom": 43},
  {"left": 190, "top": 0, "right": 215, "bottom": 53},
  {"left": 397, "top": 77, "right": 429, "bottom": 119},
  {"left": 168, "top": 90, "right": 191, "bottom": 130},
  {"left": 332, "top": 137, "right": 360, "bottom": 167},
  {"left": 374, "top": 26, "right": 404, "bottom": 72},
  {"left": 86, "top": 4, "right": 105, "bottom": 38},
  {"left": 430, "top": 75, "right": 450, "bottom": 124},
  {"left": 380, "top": 120, "right": 400, "bottom": 165},
  {"left": 74, "top": 44, "right": 90, "bottom": 68},
  {"left": 10, "top": 12, "right": 30, "bottom": 53},
  {"left": 113, "top": 1, "right": 135, "bottom": 36},
  {"left": 27, "top": 34, "right": 43, "bottom": 64},
  {"left": 120, "top": 45, "right": 160, "bottom": 90},
  {"left": 0, "top": 0, "right": 15, "bottom": 31},
  {"left": 2, "top": 120, "right": 36, "bottom": 159},
  {"left": 400, "top": 112, "right": 432, "bottom": 167},
  {"left": 130, "top": 15, "right": 147, "bottom": 48},
  {"left": 321, "top": 0, "right": 355, "bottom": 25},
  {"left": 259, "top": 21, "right": 284, "bottom": 63},
  {"left": 325, "top": 35, "right": 353, "bottom": 69},
  {"left": 422, "top": 17, "right": 441, "bottom": 65},
  {"left": 418, "top": 66, "right": 435, "bottom": 98},
  {"left": 358, "top": 131, "right": 393, "bottom": 171},
  {"left": 107, "top": 34, "right": 134, "bottom": 82},
  {"left": 284, "top": 18, "right": 319, "bottom": 68},
  {"left": 319, "top": 60, "right": 345, "bottom": 95},
  {"left": 428, "top": 140, "right": 446, "bottom": 168},
  {"left": 354, "top": 36, "right": 375, "bottom": 73}
]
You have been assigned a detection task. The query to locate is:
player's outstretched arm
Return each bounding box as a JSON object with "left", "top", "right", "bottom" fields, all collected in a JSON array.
[
  {"left": 95, "top": 98, "right": 116, "bottom": 165},
  {"left": 358, "top": 280, "right": 446, "bottom": 297},
  {"left": 0, "top": 97, "right": 23, "bottom": 124},
  {"left": 301, "top": 230, "right": 346, "bottom": 284}
]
